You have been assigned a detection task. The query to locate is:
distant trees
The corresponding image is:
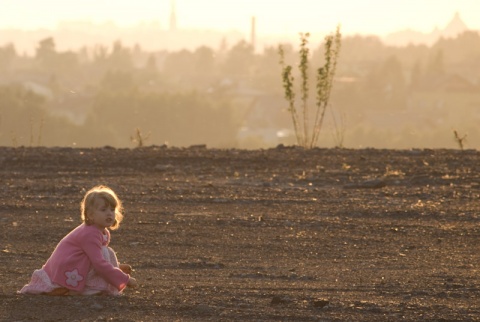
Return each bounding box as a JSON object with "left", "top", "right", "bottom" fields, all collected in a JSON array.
[
  {"left": 35, "top": 37, "right": 56, "bottom": 71},
  {"left": 108, "top": 41, "right": 134, "bottom": 71},
  {"left": 0, "top": 43, "right": 16, "bottom": 72},
  {"left": 163, "top": 49, "right": 196, "bottom": 81},
  {"left": 85, "top": 90, "right": 238, "bottom": 147},
  {"left": 35, "top": 37, "right": 79, "bottom": 76},
  {"left": 222, "top": 40, "right": 255, "bottom": 77},
  {"left": 193, "top": 46, "right": 216, "bottom": 76},
  {"left": 426, "top": 49, "right": 445, "bottom": 77},
  {"left": 0, "top": 84, "right": 79, "bottom": 146},
  {"left": 432, "top": 31, "right": 480, "bottom": 64},
  {"left": 366, "top": 55, "right": 407, "bottom": 110},
  {"left": 1, "top": 31, "right": 480, "bottom": 148},
  {"left": 253, "top": 45, "right": 284, "bottom": 92}
]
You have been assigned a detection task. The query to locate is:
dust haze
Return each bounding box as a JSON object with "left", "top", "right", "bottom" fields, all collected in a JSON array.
[{"left": 0, "top": 13, "right": 479, "bottom": 149}]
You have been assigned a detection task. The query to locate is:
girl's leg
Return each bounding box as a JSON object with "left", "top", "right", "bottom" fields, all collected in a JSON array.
[{"left": 44, "top": 287, "right": 70, "bottom": 296}]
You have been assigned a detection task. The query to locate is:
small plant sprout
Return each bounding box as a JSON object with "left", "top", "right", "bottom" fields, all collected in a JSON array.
[
  {"left": 279, "top": 25, "right": 341, "bottom": 148},
  {"left": 453, "top": 130, "right": 467, "bottom": 150},
  {"left": 10, "top": 130, "right": 18, "bottom": 147},
  {"left": 37, "top": 114, "right": 45, "bottom": 146},
  {"left": 29, "top": 116, "right": 45, "bottom": 146},
  {"left": 131, "top": 128, "right": 150, "bottom": 147},
  {"left": 29, "top": 117, "right": 34, "bottom": 147},
  {"left": 331, "top": 106, "right": 346, "bottom": 148}
]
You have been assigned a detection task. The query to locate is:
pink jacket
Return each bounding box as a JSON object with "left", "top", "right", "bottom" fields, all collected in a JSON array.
[{"left": 43, "top": 224, "right": 129, "bottom": 292}]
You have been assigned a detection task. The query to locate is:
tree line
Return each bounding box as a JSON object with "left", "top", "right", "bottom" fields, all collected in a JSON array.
[{"left": 1, "top": 31, "right": 479, "bottom": 148}]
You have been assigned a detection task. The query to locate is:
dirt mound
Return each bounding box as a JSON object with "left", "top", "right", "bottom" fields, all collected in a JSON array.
[{"left": 1, "top": 146, "right": 479, "bottom": 321}]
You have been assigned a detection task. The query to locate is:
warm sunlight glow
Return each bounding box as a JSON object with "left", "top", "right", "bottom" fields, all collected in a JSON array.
[{"left": 2, "top": 0, "right": 480, "bottom": 36}]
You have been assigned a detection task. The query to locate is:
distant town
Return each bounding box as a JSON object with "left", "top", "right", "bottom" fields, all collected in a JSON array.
[{"left": 0, "top": 12, "right": 479, "bottom": 149}]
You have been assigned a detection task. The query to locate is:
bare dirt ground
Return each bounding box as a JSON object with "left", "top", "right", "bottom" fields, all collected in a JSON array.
[{"left": 1, "top": 146, "right": 480, "bottom": 321}]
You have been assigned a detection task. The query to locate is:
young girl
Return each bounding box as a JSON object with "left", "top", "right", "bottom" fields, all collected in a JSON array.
[{"left": 20, "top": 185, "right": 138, "bottom": 296}]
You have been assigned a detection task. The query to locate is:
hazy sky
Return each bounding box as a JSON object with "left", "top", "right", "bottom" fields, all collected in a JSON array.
[{"left": 1, "top": 0, "right": 479, "bottom": 36}]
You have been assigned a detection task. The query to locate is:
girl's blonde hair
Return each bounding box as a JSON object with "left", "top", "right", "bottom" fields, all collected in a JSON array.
[{"left": 80, "top": 185, "right": 124, "bottom": 230}]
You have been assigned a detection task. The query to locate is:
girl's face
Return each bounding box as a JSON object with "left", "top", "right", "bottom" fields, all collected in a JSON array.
[{"left": 87, "top": 197, "right": 116, "bottom": 231}]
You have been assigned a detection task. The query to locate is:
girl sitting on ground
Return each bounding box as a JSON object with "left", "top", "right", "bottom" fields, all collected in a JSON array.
[{"left": 20, "top": 185, "right": 138, "bottom": 295}]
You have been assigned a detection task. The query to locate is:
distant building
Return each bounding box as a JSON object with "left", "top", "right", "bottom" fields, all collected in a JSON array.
[
  {"left": 251, "top": 16, "right": 256, "bottom": 51},
  {"left": 442, "top": 12, "right": 469, "bottom": 37},
  {"left": 169, "top": 0, "right": 177, "bottom": 32},
  {"left": 384, "top": 12, "right": 471, "bottom": 46}
]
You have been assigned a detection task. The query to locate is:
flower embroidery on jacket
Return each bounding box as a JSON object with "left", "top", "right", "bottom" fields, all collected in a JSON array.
[{"left": 65, "top": 269, "right": 84, "bottom": 287}]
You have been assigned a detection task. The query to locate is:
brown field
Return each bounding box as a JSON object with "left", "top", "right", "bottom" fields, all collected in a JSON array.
[{"left": 1, "top": 146, "right": 480, "bottom": 321}]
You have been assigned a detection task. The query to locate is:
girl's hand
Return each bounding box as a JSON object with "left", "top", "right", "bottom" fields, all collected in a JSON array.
[
  {"left": 119, "top": 264, "right": 133, "bottom": 274},
  {"left": 127, "top": 277, "right": 138, "bottom": 288}
]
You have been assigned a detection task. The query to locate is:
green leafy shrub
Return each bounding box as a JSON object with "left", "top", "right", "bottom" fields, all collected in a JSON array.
[{"left": 279, "top": 26, "right": 341, "bottom": 148}]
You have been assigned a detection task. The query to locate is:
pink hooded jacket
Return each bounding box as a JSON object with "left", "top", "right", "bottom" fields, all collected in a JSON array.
[{"left": 43, "top": 224, "right": 129, "bottom": 292}]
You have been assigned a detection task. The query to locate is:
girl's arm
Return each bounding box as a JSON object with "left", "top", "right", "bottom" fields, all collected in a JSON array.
[{"left": 81, "top": 232, "right": 130, "bottom": 291}]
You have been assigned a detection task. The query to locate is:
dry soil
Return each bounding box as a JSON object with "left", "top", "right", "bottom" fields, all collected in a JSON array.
[{"left": 1, "top": 146, "right": 480, "bottom": 321}]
